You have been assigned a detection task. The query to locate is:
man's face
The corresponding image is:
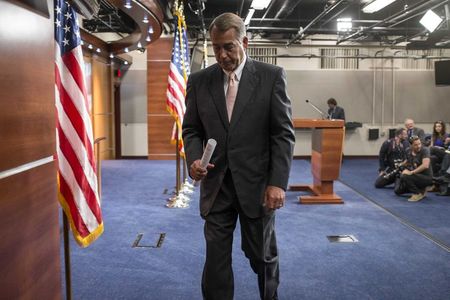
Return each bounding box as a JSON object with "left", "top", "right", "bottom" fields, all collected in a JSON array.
[
  {"left": 405, "top": 120, "right": 414, "bottom": 130},
  {"left": 399, "top": 130, "right": 407, "bottom": 141},
  {"left": 411, "top": 139, "right": 422, "bottom": 153},
  {"left": 210, "top": 27, "right": 248, "bottom": 72},
  {"left": 328, "top": 103, "right": 335, "bottom": 109}
]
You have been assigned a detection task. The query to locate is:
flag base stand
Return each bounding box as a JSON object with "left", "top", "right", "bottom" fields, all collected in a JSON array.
[
  {"left": 165, "top": 125, "right": 194, "bottom": 208},
  {"left": 166, "top": 180, "right": 194, "bottom": 208}
]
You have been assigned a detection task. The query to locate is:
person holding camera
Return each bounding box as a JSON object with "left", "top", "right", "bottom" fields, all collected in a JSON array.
[
  {"left": 395, "top": 136, "right": 433, "bottom": 202},
  {"left": 375, "top": 128, "right": 409, "bottom": 188}
]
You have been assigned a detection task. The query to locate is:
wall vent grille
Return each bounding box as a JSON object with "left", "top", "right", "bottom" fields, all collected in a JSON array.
[
  {"left": 320, "top": 48, "right": 359, "bottom": 69},
  {"left": 401, "top": 49, "right": 446, "bottom": 70},
  {"left": 247, "top": 47, "right": 277, "bottom": 65}
]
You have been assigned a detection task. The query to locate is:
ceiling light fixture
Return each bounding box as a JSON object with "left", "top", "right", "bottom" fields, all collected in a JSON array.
[
  {"left": 362, "top": 0, "right": 397, "bottom": 14},
  {"left": 143, "top": 16, "right": 149, "bottom": 23},
  {"left": 420, "top": 9, "right": 443, "bottom": 33},
  {"left": 245, "top": 9, "right": 255, "bottom": 26},
  {"left": 124, "top": 0, "right": 132, "bottom": 9},
  {"left": 337, "top": 18, "right": 352, "bottom": 32},
  {"left": 251, "top": 0, "right": 271, "bottom": 10},
  {"left": 146, "top": 35, "right": 151, "bottom": 42}
]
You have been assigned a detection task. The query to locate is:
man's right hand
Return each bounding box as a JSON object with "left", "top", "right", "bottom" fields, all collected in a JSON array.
[{"left": 189, "top": 159, "right": 215, "bottom": 181}]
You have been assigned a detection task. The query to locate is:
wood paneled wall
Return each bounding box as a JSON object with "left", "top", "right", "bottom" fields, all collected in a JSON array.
[
  {"left": 0, "top": 2, "right": 61, "bottom": 299},
  {"left": 91, "top": 57, "right": 115, "bottom": 160},
  {"left": 147, "top": 38, "right": 176, "bottom": 160}
]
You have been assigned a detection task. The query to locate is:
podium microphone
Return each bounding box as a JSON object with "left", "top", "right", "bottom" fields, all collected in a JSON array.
[
  {"left": 193, "top": 139, "right": 217, "bottom": 187},
  {"left": 305, "top": 99, "right": 328, "bottom": 119}
]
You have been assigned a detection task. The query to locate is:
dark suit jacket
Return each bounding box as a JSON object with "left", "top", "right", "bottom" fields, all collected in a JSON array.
[
  {"left": 328, "top": 106, "right": 345, "bottom": 120},
  {"left": 408, "top": 127, "right": 425, "bottom": 144},
  {"left": 182, "top": 58, "right": 295, "bottom": 218}
]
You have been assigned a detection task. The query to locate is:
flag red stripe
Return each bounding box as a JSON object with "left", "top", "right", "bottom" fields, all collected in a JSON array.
[
  {"left": 169, "top": 68, "right": 186, "bottom": 95},
  {"left": 59, "top": 173, "right": 90, "bottom": 237},
  {"left": 55, "top": 64, "right": 96, "bottom": 171},
  {"left": 62, "top": 51, "right": 89, "bottom": 111},
  {"left": 57, "top": 124, "right": 102, "bottom": 223},
  {"left": 167, "top": 87, "right": 185, "bottom": 116},
  {"left": 167, "top": 82, "right": 185, "bottom": 105}
]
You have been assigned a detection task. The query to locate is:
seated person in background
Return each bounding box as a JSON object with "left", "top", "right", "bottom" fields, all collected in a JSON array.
[
  {"left": 327, "top": 98, "right": 345, "bottom": 121},
  {"left": 431, "top": 120, "right": 449, "bottom": 148},
  {"left": 404, "top": 118, "right": 425, "bottom": 144},
  {"left": 430, "top": 120, "right": 450, "bottom": 175},
  {"left": 433, "top": 161, "right": 450, "bottom": 196},
  {"left": 395, "top": 136, "right": 433, "bottom": 202},
  {"left": 375, "top": 128, "right": 409, "bottom": 188}
]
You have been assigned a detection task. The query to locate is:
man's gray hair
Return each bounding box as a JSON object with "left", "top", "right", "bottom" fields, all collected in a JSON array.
[{"left": 209, "top": 13, "right": 246, "bottom": 41}]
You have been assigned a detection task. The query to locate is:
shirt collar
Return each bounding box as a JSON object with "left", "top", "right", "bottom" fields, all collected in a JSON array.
[{"left": 223, "top": 54, "right": 246, "bottom": 82}]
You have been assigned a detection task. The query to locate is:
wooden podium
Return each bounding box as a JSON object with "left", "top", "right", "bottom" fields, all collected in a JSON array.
[{"left": 290, "top": 119, "right": 345, "bottom": 204}]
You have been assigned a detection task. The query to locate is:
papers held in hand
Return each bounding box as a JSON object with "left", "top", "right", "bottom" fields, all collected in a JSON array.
[{"left": 193, "top": 139, "right": 217, "bottom": 187}]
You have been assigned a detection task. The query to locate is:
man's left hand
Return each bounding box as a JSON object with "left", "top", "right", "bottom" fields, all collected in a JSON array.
[
  {"left": 264, "top": 186, "right": 285, "bottom": 210},
  {"left": 402, "top": 169, "right": 413, "bottom": 175}
]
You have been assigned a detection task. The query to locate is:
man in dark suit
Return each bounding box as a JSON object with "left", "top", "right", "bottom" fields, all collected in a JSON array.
[
  {"left": 404, "top": 118, "right": 425, "bottom": 144},
  {"left": 182, "top": 13, "right": 295, "bottom": 300},
  {"left": 327, "top": 97, "right": 345, "bottom": 120}
]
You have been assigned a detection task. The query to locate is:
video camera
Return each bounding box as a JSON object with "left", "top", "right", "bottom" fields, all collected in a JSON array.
[{"left": 383, "top": 159, "right": 411, "bottom": 181}]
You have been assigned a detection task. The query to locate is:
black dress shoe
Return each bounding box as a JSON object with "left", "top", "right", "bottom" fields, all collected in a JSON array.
[
  {"left": 436, "top": 191, "right": 450, "bottom": 196},
  {"left": 433, "top": 174, "right": 450, "bottom": 183}
]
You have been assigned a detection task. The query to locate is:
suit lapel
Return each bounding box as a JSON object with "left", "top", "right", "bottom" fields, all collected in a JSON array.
[
  {"left": 208, "top": 65, "right": 229, "bottom": 130},
  {"left": 229, "top": 59, "right": 258, "bottom": 132}
]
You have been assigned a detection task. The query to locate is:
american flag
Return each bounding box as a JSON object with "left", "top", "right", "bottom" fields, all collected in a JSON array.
[
  {"left": 54, "top": 0, "right": 103, "bottom": 247},
  {"left": 166, "top": 8, "right": 190, "bottom": 155}
]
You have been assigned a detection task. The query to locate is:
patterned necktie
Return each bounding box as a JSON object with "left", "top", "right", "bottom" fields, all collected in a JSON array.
[{"left": 226, "top": 72, "right": 238, "bottom": 121}]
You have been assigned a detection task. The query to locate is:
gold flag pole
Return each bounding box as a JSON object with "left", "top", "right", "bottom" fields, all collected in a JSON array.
[
  {"left": 175, "top": 129, "right": 181, "bottom": 195},
  {"left": 167, "top": 125, "right": 191, "bottom": 208}
]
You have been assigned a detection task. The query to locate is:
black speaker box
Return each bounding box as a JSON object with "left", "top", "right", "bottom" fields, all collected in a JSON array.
[
  {"left": 368, "top": 128, "right": 379, "bottom": 140},
  {"left": 388, "top": 128, "right": 396, "bottom": 139}
]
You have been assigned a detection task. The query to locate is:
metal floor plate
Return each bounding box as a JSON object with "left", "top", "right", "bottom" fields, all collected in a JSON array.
[
  {"left": 327, "top": 235, "right": 359, "bottom": 243},
  {"left": 132, "top": 233, "right": 166, "bottom": 248}
]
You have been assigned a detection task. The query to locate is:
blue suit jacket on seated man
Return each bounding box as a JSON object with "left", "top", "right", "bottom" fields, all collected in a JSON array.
[{"left": 182, "top": 12, "right": 295, "bottom": 300}]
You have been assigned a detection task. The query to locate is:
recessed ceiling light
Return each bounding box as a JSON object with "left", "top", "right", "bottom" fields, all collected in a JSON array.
[
  {"left": 245, "top": 9, "right": 255, "bottom": 26},
  {"left": 251, "top": 0, "right": 271, "bottom": 10},
  {"left": 362, "top": 0, "right": 397, "bottom": 14}
]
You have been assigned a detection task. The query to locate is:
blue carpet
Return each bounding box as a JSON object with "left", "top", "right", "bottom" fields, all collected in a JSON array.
[
  {"left": 340, "top": 158, "right": 450, "bottom": 247},
  {"left": 62, "top": 159, "right": 450, "bottom": 300}
]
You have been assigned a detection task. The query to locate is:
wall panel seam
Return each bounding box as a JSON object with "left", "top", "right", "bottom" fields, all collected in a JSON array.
[{"left": 0, "top": 156, "right": 54, "bottom": 180}]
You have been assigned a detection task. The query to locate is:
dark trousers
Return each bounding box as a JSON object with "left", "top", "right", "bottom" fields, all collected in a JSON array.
[
  {"left": 395, "top": 173, "right": 433, "bottom": 194},
  {"left": 201, "top": 171, "right": 279, "bottom": 300},
  {"left": 430, "top": 147, "right": 446, "bottom": 175},
  {"left": 374, "top": 174, "right": 396, "bottom": 188},
  {"left": 439, "top": 153, "right": 450, "bottom": 175}
]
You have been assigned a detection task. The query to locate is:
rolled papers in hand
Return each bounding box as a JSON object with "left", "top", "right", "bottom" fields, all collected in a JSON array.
[{"left": 193, "top": 139, "right": 217, "bottom": 186}]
